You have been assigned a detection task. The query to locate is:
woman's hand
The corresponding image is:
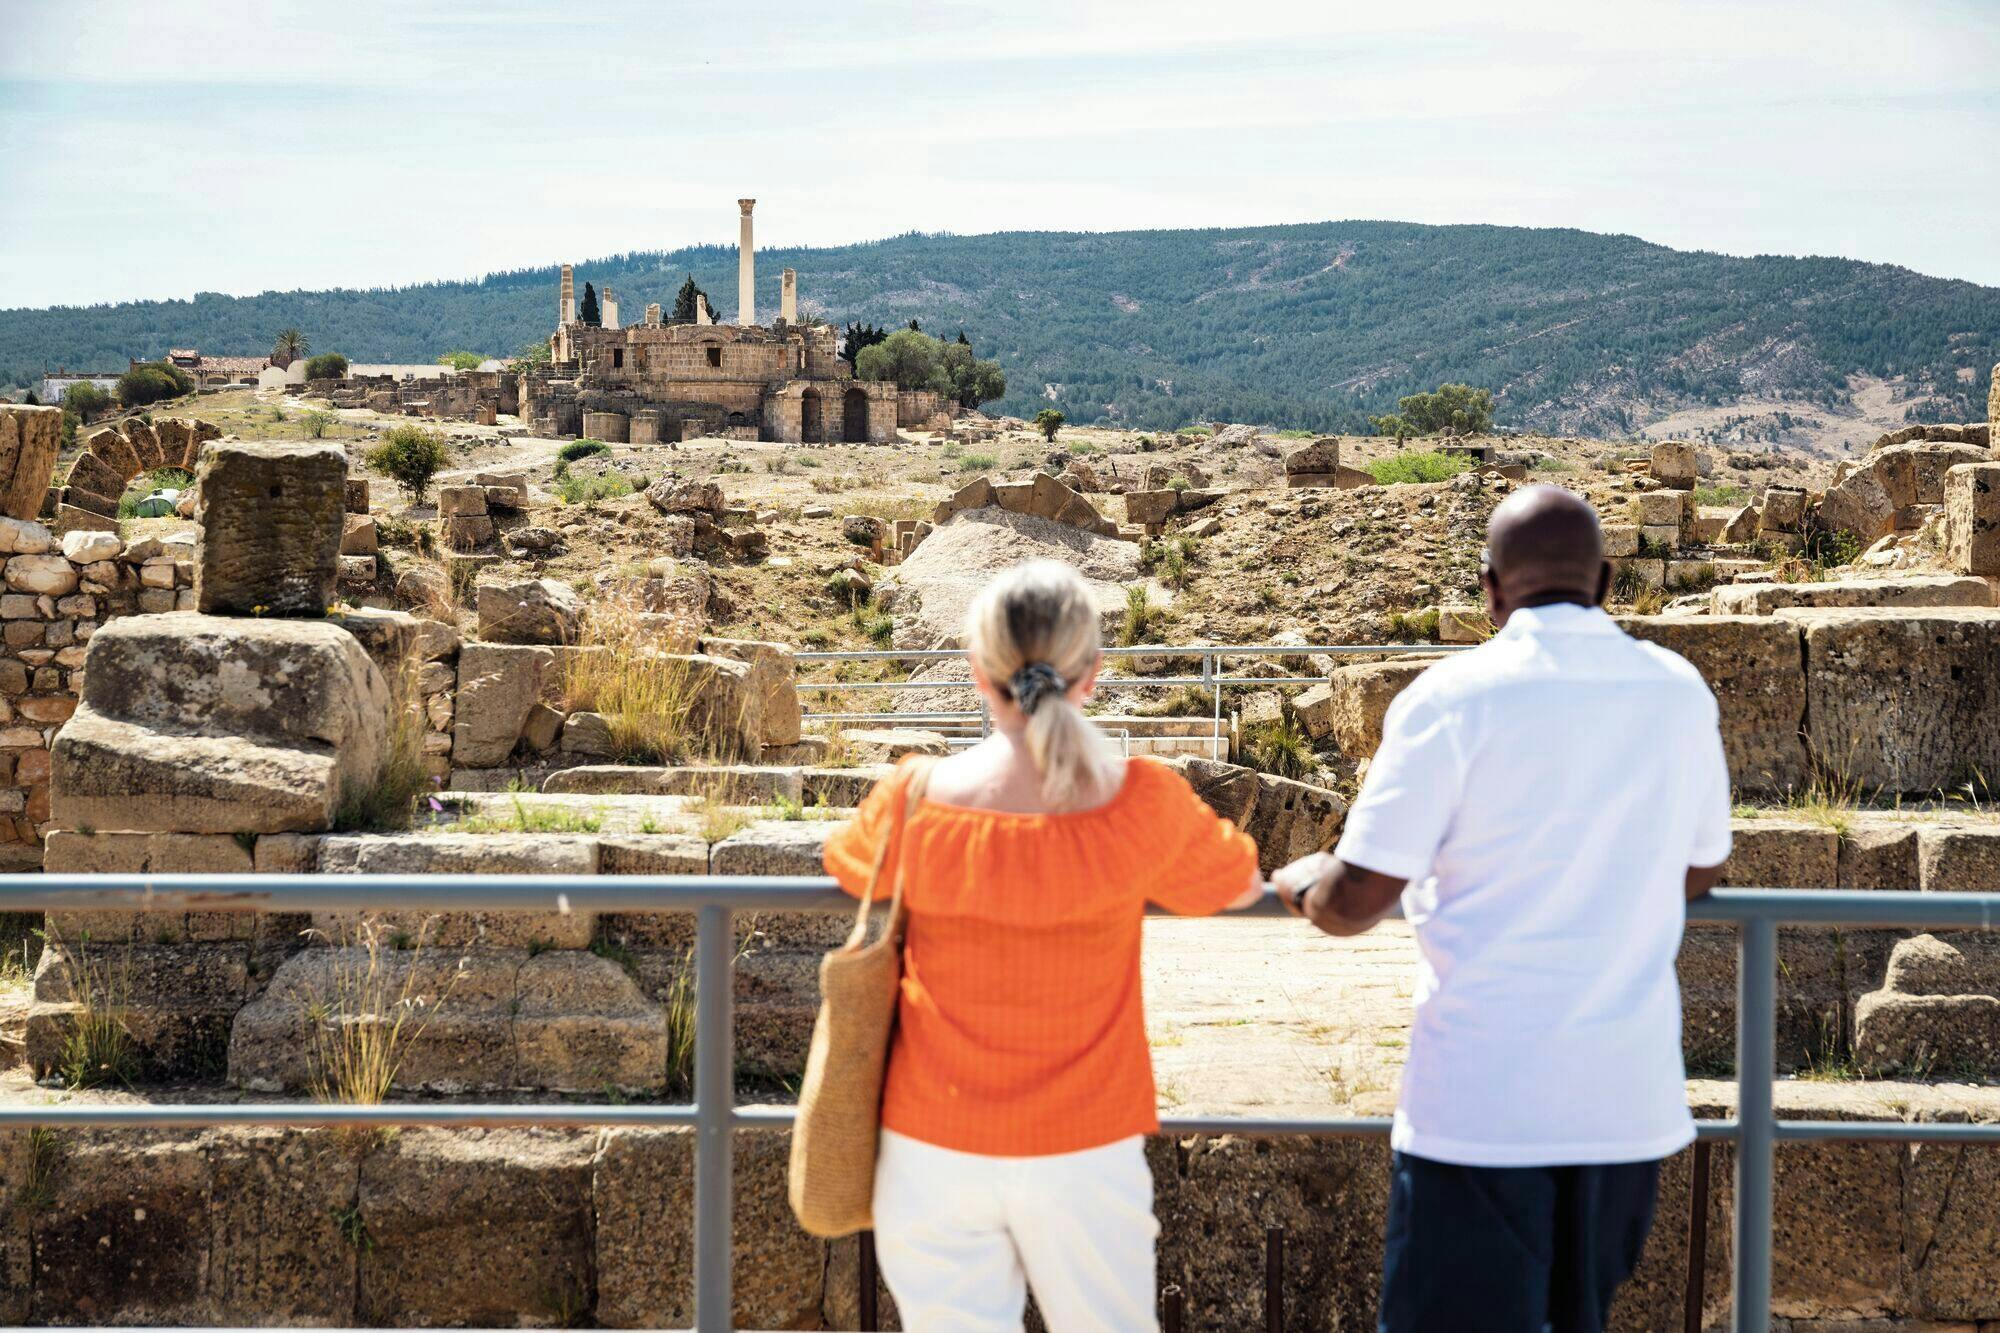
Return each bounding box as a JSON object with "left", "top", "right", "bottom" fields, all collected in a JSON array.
[{"left": 1225, "top": 868, "right": 1268, "bottom": 911}]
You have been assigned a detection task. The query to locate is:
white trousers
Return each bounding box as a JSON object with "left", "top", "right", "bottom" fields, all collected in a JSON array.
[{"left": 872, "top": 1129, "right": 1160, "bottom": 1333}]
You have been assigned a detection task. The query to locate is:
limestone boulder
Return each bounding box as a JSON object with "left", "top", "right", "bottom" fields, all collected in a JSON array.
[
  {"left": 1761, "top": 485, "right": 1808, "bottom": 534},
  {"left": 1650, "top": 440, "right": 1699, "bottom": 489},
  {"left": 1295, "top": 658, "right": 1441, "bottom": 757},
  {"left": 700, "top": 637, "right": 801, "bottom": 747},
  {"left": 1616, "top": 615, "right": 1810, "bottom": 794},
  {"left": 475, "top": 578, "right": 582, "bottom": 645},
  {"left": 678, "top": 652, "right": 764, "bottom": 759},
  {"left": 1283, "top": 437, "right": 1341, "bottom": 477},
  {"left": 194, "top": 442, "right": 347, "bottom": 616},
  {"left": 451, "top": 644, "right": 555, "bottom": 767},
  {"left": 645, "top": 477, "right": 725, "bottom": 516},
  {"left": 0, "top": 406, "right": 60, "bottom": 521},
  {"left": 51, "top": 616, "right": 390, "bottom": 834},
  {"left": 1777, "top": 608, "right": 2000, "bottom": 793},
  {"left": 1124, "top": 489, "right": 1178, "bottom": 526},
  {"left": 1869, "top": 441, "right": 1992, "bottom": 510}
]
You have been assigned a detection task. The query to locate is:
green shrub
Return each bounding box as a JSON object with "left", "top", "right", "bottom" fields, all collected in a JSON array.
[
  {"left": 303, "top": 353, "right": 349, "bottom": 379},
  {"left": 554, "top": 471, "right": 634, "bottom": 506},
  {"left": 1243, "top": 717, "right": 1317, "bottom": 780},
  {"left": 1384, "top": 607, "right": 1442, "bottom": 642},
  {"left": 1693, "top": 483, "right": 1750, "bottom": 507},
  {"left": 365, "top": 424, "right": 450, "bottom": 502},
  {"left": 301, "top": 408, "right": 336, "bottom": 439},
  {"left": 958, "top": 452, "right": 998, "bottom": 472},
  {"left": 61, "top": 382, "right": 111, "bottom": 421},
  {"left": 558, "top": 439, "right": 610, "bottom": 463},
  {"left": 1034, "top": 408, "right": 1064, "bottom": 442},
  {"left": 436, "top": 350, "right": 482, "bottom": 371},
  {"left": 1364, "top": 450, "right": 1474, "bottom": 485},
  {"left": 116, "top": 362, "right": 193, "bottom": 408},
  {"left": 1119, "top": 584, "right": 1160, "bottom": 646}
]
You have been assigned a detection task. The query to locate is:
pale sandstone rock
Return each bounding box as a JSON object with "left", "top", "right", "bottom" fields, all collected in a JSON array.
[
  {"left": 700, "top": 636, "right": 801, "bottom": 747},
  {"left": 4, "top": 554, "right": 77, "bottom": 596},
  {"left": 1616, "top": 615, "right": 1810, "bottom": 794},
  {"left": 0, "top": 406, "right": 60, "bottom": 521},
  {"left": 475, "top": 578, "right": 582, "bottom": 645},
  {"left": 57, "top": 529, "right": 117, "bottom": 564},
  {"left": 450, "top": 643, "right": 555, "bottom": 767},
  {"left": 1942, "top": 462, "right": 2000, "bottom": 576},
  {"left": 1711, "top": 576, "right": 1994, "bottom": 615},
  {"left": 1650, "top": 440, "right": 1699, "bottom": 488}
]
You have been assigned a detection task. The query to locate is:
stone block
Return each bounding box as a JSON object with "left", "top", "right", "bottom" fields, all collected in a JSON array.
[
  {"left": 26, "top": 1129, "right": 210, "bottom": 1322},
  {"left": 1639, "top": 522, "right": 1680, "bottom": 551},
  {"left": 440, "top": 514, "right": 494, "bottom": 550},
  {"left": 1941, "top": 462, "right": 2000, "bottom": 576},
  {"left": 1602, "top": 522, "right": 1639, "bottom": 557},
  {"left": 1296, "top": 658, "right": 1438, "bottom": 756},
  {"left": 1650, "top": 440, "right": 1699, "bottom": 488},
  {"left": 357, "top": 1129, "right": 596, "bottom": 1325},
  {"left": 0, "top": 406, "right": 60, "bottom": 522},
  {"left": 676, "top": 652, "right": 763, "bottom": 759},
  {"left": 1124, "top": 489, "right": 1178, "bottom": 526},
  {"left": 436, "top": 484, "right": 488, "bottom": 517},
  {"left": 1283, "top": 437, "right": 1340, "bottom": 476},
  {"left": 313, "top": 832, "right": 599, "bottom": 948},
  {"left": 1711, "top": 575, "right": 1994, "bottom": 615},
  {"left": 52, "top": 616, "right": 389, "bottom": 835},
  {"left": 338, "top": 513, "right": 376, "bottom": 556},
  {"left": 194, "top": 442, "right": 346, "bottom": 616},
  {"left": 204, "top": 1128, "right": 360, "bottom": 1322},
  {"left": 544, "top": 763, "right": 804, "bottom": 804},
  {"left": 700, "top": 637, "right": 801, "bottom": 747},
  {"left": 58, "top": 529, "right": 119, "bottom": 564},
  {"left": 63, "top": 449, "right": 126, "bottom": 509},
  {"left": 29, "top": 940, "right": 252, "bottom": 1081},
  {"left": 451, "top": 643, "right": 555, "bottom": 767},
  {"left": 475, "top": 578, "right": 581, "bottom": 645},
  {"left": 1777, "top": 608, "right": 2000, "bottom": 793},
  {"left": 1636, "top": 489, "right": 1685, "bottom": 525},
  {"left": 344, "top": 477, "right": 369, "bottom": 514},
  {"left": 595, "top": 1128, "right": 830, "bottom": 1330},
  {"left": 1616, "top": 615, "right": 1810, "bottom": 794},
  {"left": 1761, "top": 485, "right": 1808, "bottom": 534}
]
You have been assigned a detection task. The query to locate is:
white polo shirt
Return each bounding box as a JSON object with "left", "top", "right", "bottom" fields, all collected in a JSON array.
[{"left": 1335, "top": 603, "right": 1731, "bottom": 1167}]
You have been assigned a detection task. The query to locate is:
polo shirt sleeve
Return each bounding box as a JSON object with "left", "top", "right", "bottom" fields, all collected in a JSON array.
[
  {"left": 1689, "top": 702, "right": 1733, "bottom": 869},
  {"left": 1333, "top": 687, "right": 1468, "bottom": 881}
]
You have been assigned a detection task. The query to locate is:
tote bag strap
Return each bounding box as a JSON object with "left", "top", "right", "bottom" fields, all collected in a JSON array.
[{"left": 849, "top": 757, "right": 939, "bottom": 945}]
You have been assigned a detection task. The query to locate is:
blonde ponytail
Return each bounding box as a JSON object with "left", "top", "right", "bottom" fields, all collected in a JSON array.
[{"left": 966, "top": 560, "right": 1118, "bottom": 810}]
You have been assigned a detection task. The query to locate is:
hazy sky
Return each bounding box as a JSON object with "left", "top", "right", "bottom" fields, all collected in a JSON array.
[{"left": 2, "top": 0, "right": 1996, "bottom": 310}]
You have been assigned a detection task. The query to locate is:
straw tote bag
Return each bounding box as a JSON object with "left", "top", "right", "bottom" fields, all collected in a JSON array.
[{"left": 789, "top": 758, "right": 936, "bottom": 1238}]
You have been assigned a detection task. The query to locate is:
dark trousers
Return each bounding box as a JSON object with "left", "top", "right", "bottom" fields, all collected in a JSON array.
[{"left": 1379, "top": 1151, "right": 1661, "bottom": 1333}]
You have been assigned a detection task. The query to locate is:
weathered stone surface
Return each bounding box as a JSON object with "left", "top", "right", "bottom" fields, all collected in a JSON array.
[
  {"left": 1298, "top": 658, "right": 1440, "bottom": 757},
  {"left": 58, "top": 529, "right": 119, "bottom": 564},
  {"left": 29, "top": 941, "right": 253, "bottom": 1081},
  {"left": 51, "top": 615, "right": 389, "bottom": 834},
  {"left": 1601, "top": 522, "right": 1640, "bottom": 557},
  {"left": 677, "top": 652, "right": 763, "bottom": 759},
  {"left": 475, "top": 577, "right": 581, "bottom": 645},
  {"left": 1712, "top": 575, "right": 1994, "bottom": 615},
  {"left": 435, "top": 485, "right": 488, "bottom": 518},
  {"left": 1617, "top": 615, "right": 1810, "bottom": 794},
  {"left": 837, "top": 727, "right": 952, "bottom": 762},
  {"left": 1777, "top": 608, "right": 2000, "bottom": 793},
  {"left": 700, "top": 636, "right": 801, "bottom": 747},
  {"left": 1650, "top": 439, "right": 1699, "bottom": 488},
  {"left": 314, "top": 832, "right": 599, "bottom": 948},
  {"left": 26, "top": 1129, "right": 211, "bottom": 1322},
  {"left": 0, "top": 406, "right": 60, "bottom": 522},
  {"left": 1762, "top": 485, "right": 1809, "bottom": 533},
  {"left": 1942, "top": 462, "right": 2000, "bottom": 576},
  {"left": 644, "top": 477, "right": 724, "bottom": 516},
  {"left": 544, "top": 763, "right": 805, "bottom": 804},
  {"left": 358, "top": 1129, "right": 596, "bottom": 1325},
  {"left": 1124, "top": 489, "right": 1178, "bottom": 526},
  {"left": 1283, "top": 437, "right": 1341, "bottom": 476},
  {"left": 194, "top": 442, "right": 346, "bottom": 615},
  {"left": 595, "top": 1128, "right": 830, "bottom": 1330},
  {"left": 451, "top": 643, "right": 555, "bottom": 767}
]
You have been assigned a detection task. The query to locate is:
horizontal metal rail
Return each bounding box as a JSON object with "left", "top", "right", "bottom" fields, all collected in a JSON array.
[
  {"left": 3, "top": 874, "right": 1998, "bottom": 1333},
  {"left": 798, "top": 641, "right": 1470, "bottom": 760}
]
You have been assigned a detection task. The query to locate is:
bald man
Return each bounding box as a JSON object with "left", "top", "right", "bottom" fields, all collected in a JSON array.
[{"left": 1273, "top": 486, "right": 1732, "bottom": 1333}]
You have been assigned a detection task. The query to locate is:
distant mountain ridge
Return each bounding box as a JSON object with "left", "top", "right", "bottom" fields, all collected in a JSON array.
[{"left": 4, "top": 221, "right": 1996, "bottom": 443}]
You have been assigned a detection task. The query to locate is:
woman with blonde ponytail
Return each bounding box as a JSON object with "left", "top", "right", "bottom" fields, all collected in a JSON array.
[{"left": 824, "top": 559, "right": 1264, "bottom": 1331}]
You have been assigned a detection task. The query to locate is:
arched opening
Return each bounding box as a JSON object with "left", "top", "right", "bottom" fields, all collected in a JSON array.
[
  {"left": 842, "top": 388, "right": 868, "bottom": 443},
  {"left": 800, "top": 389, "right": 824, "bottom": 444}
]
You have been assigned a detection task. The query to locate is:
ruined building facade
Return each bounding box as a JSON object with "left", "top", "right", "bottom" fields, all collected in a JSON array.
[{"left": 521, "top": 199, "right": 898, "bottom": 444}]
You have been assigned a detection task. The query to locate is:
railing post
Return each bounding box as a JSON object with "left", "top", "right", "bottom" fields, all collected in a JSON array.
[
  {"left": 1733, "top": 916, "right": 1775, "bottom": 1333},
  {"left": 1208, "top": 652, "right": 1223, "bottom": 761},
  {"left": 694, "top": 904, "right": 734, "bottom": 1333}
]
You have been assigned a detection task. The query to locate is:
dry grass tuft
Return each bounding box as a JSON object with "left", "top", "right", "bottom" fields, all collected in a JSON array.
[
  {"left": 301, "top": 916, "right": 467, "bottom": 1104},
  {"left": 563, "top": 598, "right": 706, "bottom": 765}
]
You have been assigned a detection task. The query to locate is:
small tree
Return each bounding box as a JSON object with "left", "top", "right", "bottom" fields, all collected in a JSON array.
[
  {"left": 62, "top": 381, "right": 111, "bottom": 422},
  {"left": 671, "top": 275, "right": 709, "bottom": 323},
  {"left": 580, "top": 283, "right": 601, "bottom": 328},
  {"left": 1370, "top": 413, "right": 1413, "bottom": 444},
  {"left": 507, "top": 339, "right": 553, "bottom": 374},
  {"left": 1035, "top": 409, "right": 1064, "bottom": 442},
  {"left": 365, "top": 424, "right": 450, "bottom": 503},
  {"left": 1394, "top": 383, "right": 1494, "bottom": 435},
  {"left": 840, "top": 321, "right": 888, "bottom": 369},
  {"left": 117, "top": 362, "right": 193, "bottom": 407},
  {"left": 270, "top": 328, "right": 310, "bottom": 367},
  {"left": 304, "top": 352, "right": 349, "bottom": 380},
  {"left": 436, "top": 351, "right": 482, "bottom": 371}
]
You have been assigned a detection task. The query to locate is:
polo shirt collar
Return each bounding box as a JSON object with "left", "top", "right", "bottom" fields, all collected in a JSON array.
[{"left": 1498, "top": 603, "right": 1620, "bottom": 637}]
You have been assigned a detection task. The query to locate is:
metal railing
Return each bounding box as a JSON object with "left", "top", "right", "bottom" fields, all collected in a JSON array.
[
  {"left": 3, "top": 873, "right": 2000, "bottom": 1331},
  {"left": 796, "top": 642, "right": 1472, "bottom": 756}
]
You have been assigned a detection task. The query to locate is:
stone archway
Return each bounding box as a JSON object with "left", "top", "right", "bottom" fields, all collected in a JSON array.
[
  {"left": 842, "top": 387, "right": 868, "bottom": 444},
  {"left": 801, "top": 389, "right": 824, "bottom": 444}
]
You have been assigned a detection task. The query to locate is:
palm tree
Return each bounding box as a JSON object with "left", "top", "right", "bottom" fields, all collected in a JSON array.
[{"left": 270, "top": 328, "right": 309, "bottom": 368}]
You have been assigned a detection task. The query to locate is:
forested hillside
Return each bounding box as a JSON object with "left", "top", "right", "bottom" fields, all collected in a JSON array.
[{"left": 5, "top": 222, "right": 1995, "bottom": 438}]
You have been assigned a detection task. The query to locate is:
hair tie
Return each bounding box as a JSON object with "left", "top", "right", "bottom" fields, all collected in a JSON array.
[{"left": 1008, "top": 662, "right": 1067, "bottom": 715}]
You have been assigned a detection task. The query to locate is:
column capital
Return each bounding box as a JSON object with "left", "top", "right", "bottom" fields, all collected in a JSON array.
[{"left": 738, "top": 198, "right": 756, "bottom": 215}]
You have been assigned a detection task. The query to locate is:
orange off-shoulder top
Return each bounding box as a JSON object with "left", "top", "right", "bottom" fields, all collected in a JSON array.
[{"left": 822, "top": 755, "right": 1259, "bottom": 1157}]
